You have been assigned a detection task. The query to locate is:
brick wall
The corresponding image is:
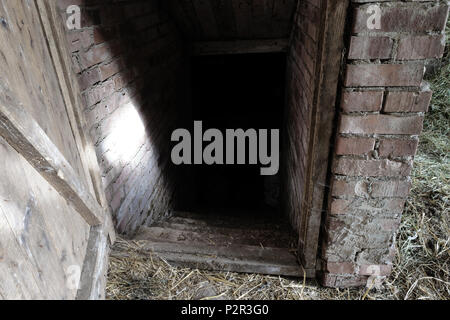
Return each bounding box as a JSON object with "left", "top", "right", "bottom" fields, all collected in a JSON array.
[
  {"left": 321, "top": 0, "right": 449, "bottom": 287},
  {"left": 283, "top": 0, "right": 321, "bottom": 249},
  {"left": 57, "top": 0, "right": 188, "bottom": 235}
]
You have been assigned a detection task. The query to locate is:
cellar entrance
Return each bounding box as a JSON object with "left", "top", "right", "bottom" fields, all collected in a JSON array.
[
  {"left": 134, "top": 53, "right": 302, "bottom": 276},
  {"left": 191, "top": 53, "right": 285, "bottom": 213}
]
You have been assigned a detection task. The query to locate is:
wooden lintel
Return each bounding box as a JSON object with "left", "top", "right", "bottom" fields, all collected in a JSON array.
[
  {"left": 191, "top": 39, "right": 289, "bottom": 56},
  {"left": 0, "top": 81, "right": 105, "bottom": 226}
]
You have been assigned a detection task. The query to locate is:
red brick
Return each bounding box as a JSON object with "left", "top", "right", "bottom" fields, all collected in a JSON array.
[
  {"left": 335, "top": 137, "right": 375, "bottom": 155},
  {"left": 83, "top": 79, "right": 115, "bottom": 107},
  {"left": 334, "top": 158, "right": 412, "bottom": 177},
  {"left": 348, "top": 36, "right": 393, "bottom": 60},
  {"left": 325, "top": 262, "right": 355, "bottom": 275},
  {"left": 353, "top": 3, "right": 449, "bottom": 33},
  {"left": 332, "top": 179, "right": 359, "bottom": 198},
  {"left": 66, "top": 29, "right": 93, "bottom": 53},
  {"left": 113, "top": 70, "right": 134, "bottom": 90},
  {"left": 322, "top": 274, "right": 368, "bottom": 288},
  {"left": 99, "top": 58, "right": 124, "bottom": 81},
  {"left": 379, "top": 139, "right": 419, "bottom": 158},
  {"left": 359, "top": 264, "right": 392, "bottom": 277},
  {"left": 380, "top": 218, "right": 402, "bottom": 232},
  {"left": 397, "top": 35, "right": 446, "bottom": 60},
  {"left": 78, "top": 67, "right": 101, "bottom": 91},
  {"left": 371, "top": 180, "right": 411, "bottom": 198},
  {"left": 330, "top": 198, "right": 406, "bottom": 215},
  {"left": 339, "top": 114, "right": 424, "bottom": 135},
  {"left": 384, "top": 90, "right": 432, "bottom": 113},
  {"left": 332, "top": 179, "right": 412, "bottom": 198},
  {"left": 341, "top": 91, "right": 383, "bottom": 112},
  {"left": 80, "top": 44, "right": 113, "bottom": 69},
  {"left": 345, "top": 63, "right": 424, "bottom": 87}
]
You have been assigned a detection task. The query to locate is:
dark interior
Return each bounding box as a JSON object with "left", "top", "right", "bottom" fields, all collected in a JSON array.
[{"left": 183, "top": 52, "right": 287, "bottom": 217}]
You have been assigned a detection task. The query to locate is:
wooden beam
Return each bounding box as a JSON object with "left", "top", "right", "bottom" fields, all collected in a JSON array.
[
  {"left": 191, "top": 39, "right": 289, "bottom": 56},
  {"left": 300, "top": 0, "right": 350, "bottom": 269},
  {"left": 76, "top": 224, "right": 110, "bottom": 300},
  {"left": 0, "top": 80, "right": 105, "bottom": 226}
]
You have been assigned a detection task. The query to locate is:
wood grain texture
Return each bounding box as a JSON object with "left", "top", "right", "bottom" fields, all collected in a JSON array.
[
  {"left": 0, "top": 0, "right": 87, "bottom": 183},
  {"left": 300, "top": 0, "right": 350, "bottom": 269},
  {"left": 36, "top": 0, "right": 115, "bottom": 243},
  {"left": 168, "top": 0, "right": 296, "bottom": 40},
  {"left": 0, "top": 75, "right": 104, "bottom": 226},
  {"left": 0, "top": 136, "right": 90, "bottom": 300},
  {"left": 191, "top": 38, "right": 288, "bottom": 55}
]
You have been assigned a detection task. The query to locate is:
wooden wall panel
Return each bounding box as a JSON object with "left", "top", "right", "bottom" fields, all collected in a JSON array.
[
  {"left": 0, "top": 0, "right": 114, "bottom": 299},
  {"left": 0, "top": 0, "right": 89, "bottom": 188},
  {"left": 0, "top": 136, "right": 90, "bottom": 300}
]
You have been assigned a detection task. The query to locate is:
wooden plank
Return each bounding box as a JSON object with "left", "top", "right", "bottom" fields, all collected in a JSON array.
[
  {"left": 0, "top": 206, "right": 44, "bottom": 299},
  {"left": 192, "top": 0, "right": 220, "bottom": 39},
  {"left": 135, "top": 223, "right": 292, "bottom": 248},
  {"left": 300, "top": 0, "right": 350, "bottom": 269},
  {"left": 112, "top": 241, "right": 313, "bottom": 278},
  {"left": 191, "top": 38, "right": 289, "bottom": 55},
  {"left": 271, "top": 0, "right": 297, "bottom": 38},
  {"left": 211, "top": 0, "right": 237, "bottom": 39},
  {"left": 0, "top": 1, "right": 88, "bottom": 183},
  {"left": 167, "top": 0, "right": 197, "bottom": 39},
  {"left": 0, "top": 136, "right": 90, "bottom": 299},
  {"left": 251, "top": 0, "right": 273, "bottom": 37},
  {"left": 76, "top": 225, "right": 110, "bottom": 300},
  {"left": 0, "top": 81, "right": 104, "bottom": 226},
  {"left": 232, "top": 0, "right": 252, "bottom": 38}
]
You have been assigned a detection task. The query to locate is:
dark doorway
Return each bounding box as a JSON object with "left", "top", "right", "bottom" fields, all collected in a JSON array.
[
  {"left": 189, "top": 53, "right": 287, "bottom": 214},
  {"left": 136, "top": 53, "right": 300, "bottom": 277}
]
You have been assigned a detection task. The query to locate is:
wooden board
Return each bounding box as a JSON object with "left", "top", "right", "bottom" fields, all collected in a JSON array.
[
  {"left": 0, "top": 136, "right": 90, "bottom": 299},
  {"left": 114, "top": 241, "right": 311, "bottom": 278},
  {"left": 191, "top": 39, "right": 289, "bottom": 55},
  {"left": 168, "top": 0, "right": 297, "bottom": 40},
  {"left": 0, "top": 0, "right": 88, "bottom": 185},
  {"left": 0, "top": 0, "right": 115, "bottom": 300},
  {"left": 299, "top": 0, "right": 350, "bottom": 269},
  {"left": 0, "top": 81, "right": 105, "bottom": 226},
  {"left": 130, "top": 212, "right": 313, "bottom": 277}
]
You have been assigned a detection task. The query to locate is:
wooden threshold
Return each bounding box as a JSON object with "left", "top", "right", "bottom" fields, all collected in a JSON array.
[{"left": 129, "top": 212, "right": 315, "bottom": 278}]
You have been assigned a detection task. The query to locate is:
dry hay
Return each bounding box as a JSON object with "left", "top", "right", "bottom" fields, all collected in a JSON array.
[{"left": 106, "top": 25, "right": 450, "bottom": 301}]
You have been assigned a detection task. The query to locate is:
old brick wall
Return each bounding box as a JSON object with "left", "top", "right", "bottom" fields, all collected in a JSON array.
[
  {"left": 57, "top": 0, "right": 188, "bottom": 235},
  {"left": 283, "top": 0, "right": 321, "bottom": 240},
  {"left": 321, "top": 0, "right": 449, "bottom": 287}
]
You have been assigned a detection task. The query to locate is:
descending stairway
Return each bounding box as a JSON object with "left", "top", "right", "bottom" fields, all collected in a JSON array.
[{"left": 133, "top": 211, "right": 305, "bottom": 277}]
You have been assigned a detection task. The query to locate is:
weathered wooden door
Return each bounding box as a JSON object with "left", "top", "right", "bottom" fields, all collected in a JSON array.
[{"left": 0, "top": 0, "right": 113, "bottom": 299}]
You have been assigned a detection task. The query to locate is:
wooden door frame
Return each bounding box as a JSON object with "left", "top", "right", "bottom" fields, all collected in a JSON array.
[{"left": 297, "top": 0, "right": 350, "bottom": 274}]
